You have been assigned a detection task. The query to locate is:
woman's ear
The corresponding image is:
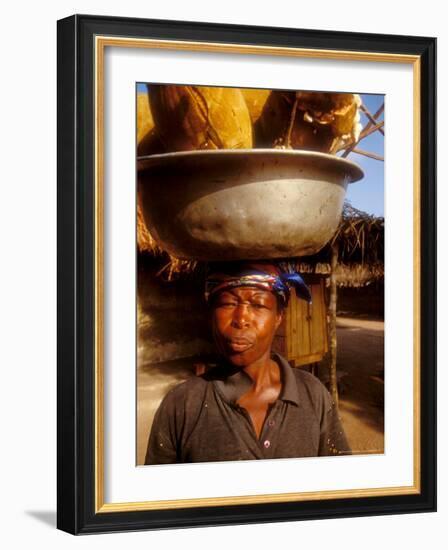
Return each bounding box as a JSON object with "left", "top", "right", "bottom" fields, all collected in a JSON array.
[{"left": 275, "top": 309, "right": 283, "bottom": 331}]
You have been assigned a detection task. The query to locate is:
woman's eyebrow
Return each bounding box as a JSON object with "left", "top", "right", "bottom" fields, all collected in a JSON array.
[{"left": 221, "top": 290, "right": 269, "bottom": 299}]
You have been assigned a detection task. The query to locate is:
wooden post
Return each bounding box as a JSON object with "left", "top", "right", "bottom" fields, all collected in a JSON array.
[{"left": 329, "top": 242, "right": 339, "bottom": 406}]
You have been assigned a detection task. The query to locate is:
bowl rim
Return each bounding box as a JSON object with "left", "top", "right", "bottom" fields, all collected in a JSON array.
[{"left": 137, "top": 148, "right": 364, "bottom": 183}]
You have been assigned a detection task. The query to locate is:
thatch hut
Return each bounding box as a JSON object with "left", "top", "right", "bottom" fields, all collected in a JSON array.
[{"left": 296, "top": 202, "right": 384, "bottom": 403}]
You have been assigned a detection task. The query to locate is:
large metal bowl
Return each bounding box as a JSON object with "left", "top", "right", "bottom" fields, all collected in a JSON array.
[{"left": 138, "top": 149, "right": 363, "bottom": 261}]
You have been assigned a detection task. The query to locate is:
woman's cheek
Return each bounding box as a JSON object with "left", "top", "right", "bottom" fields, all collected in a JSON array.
[{"left": 211, "top": 319, "right": 228, "bottom": 352}]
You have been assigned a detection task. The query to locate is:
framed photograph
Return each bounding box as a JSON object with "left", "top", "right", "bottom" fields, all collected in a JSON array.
[{"left": 57, "top": 14, "right": 436, "bottom": 534}]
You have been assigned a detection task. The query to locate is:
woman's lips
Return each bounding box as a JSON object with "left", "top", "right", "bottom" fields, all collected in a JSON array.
[{"left": 226, "top": 338, "right": 254, "bottom": 353}]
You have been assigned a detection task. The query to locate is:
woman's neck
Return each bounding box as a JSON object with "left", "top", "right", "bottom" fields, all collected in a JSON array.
[{"left": 243, "top": 351, "right": 280, "bottom": 393}]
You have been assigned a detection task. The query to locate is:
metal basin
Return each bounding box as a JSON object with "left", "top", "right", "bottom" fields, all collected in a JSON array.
[{"left": 138, "top": 149, "right": 364, "bottom": 261}]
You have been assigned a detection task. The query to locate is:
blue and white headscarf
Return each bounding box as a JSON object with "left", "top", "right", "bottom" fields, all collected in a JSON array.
[{"left": 205, "top": 261, "right": 312, "bottom": 307}]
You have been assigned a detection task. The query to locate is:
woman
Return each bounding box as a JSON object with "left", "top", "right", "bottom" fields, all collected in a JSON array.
[{"left": 145, "top": 262, "right": 350, "bottom": 464}]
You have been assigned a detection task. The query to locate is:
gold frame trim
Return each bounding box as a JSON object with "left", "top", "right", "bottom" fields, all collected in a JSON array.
[{"left": 94, "top": 36, "right": 421, "bottom": 514}]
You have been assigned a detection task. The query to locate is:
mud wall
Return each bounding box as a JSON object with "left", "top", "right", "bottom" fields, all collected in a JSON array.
[
  {"left": 336, "top": 282, "right": 384, "bottom": 318},
  {"left": 137, "top": 257, "right": 213, "bottom": 366}
]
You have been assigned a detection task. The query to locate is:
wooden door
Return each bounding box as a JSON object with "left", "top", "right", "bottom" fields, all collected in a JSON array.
[{"left": 272, "top": 276, "right": 328, "bottom": 367}]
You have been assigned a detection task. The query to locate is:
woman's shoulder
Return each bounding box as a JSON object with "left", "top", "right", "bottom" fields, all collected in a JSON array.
[
  {"left": 163, "top": 374, "right": 208, "bottom": 397},
  {"left": 289, "top": 366, "right": 333, "bottom": 411},
  {"left": 293, "top": 367, "right": 327, "bottom": 391}
]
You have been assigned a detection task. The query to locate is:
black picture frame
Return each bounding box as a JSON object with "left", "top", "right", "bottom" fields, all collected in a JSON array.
[{"left": 57, "top": 14, "right": 436, "bottom": 534}]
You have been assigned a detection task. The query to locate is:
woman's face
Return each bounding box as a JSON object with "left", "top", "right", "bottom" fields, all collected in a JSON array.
[{"left": 211, "top": 287, "right": 282, "bottom": 367}]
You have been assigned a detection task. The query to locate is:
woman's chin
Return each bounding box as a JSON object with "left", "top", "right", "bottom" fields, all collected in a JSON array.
[{"left": 224, "top": 349, "right": 258, "bottom": 368}]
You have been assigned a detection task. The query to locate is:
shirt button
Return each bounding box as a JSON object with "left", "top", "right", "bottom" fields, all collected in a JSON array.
[
  {"left": 268, "top": 419, "right": 275, "bottom": 427},
  {"left": 263, "top": 440, "right": 271, "bottom": 449}
]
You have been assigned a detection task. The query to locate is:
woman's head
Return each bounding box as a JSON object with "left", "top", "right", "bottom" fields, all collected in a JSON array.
[
  {"left": 210, "top": 285, "right": 282, "bottom": 367},
  {"left": 205, "top": 261, "right": 310, "bottom": 367}
]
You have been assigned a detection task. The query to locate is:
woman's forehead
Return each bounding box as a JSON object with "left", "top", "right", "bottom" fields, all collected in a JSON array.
[{"left": 218, "top": 287, "right": 275, "bottom": 299}]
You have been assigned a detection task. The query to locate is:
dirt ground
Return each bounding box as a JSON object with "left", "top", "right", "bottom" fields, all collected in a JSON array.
[
  {"left": 137, "top": 316, "right": 384, "bottom": 464},
  {"left": 329, "top": 317, "right": 384, "bottom": 455}
]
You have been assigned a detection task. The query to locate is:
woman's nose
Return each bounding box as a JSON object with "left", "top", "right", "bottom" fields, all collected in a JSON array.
[{"left": 231, "top": 303, "right": 251, "bottom": 328}]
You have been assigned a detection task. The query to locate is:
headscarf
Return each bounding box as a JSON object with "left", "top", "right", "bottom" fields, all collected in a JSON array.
[{"left": 205, "top": 261, "right": 312, "bottom": 307}]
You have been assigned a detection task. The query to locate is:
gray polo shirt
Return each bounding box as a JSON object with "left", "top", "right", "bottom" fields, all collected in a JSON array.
[{"left": 145, "top": 353, "right": 351, "bottom": 464}]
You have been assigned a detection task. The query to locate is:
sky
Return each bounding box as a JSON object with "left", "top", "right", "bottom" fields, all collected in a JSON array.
[
  {"left": 136, "top": 84, "right": 384, "bottom": 217},
  {"left": 344, "top": 94, "right": 384, "bottom": 217}
]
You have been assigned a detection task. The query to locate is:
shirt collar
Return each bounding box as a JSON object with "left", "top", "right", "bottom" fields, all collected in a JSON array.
[{"left": 211, "top": 352, "right": 300, "bottom": 407}]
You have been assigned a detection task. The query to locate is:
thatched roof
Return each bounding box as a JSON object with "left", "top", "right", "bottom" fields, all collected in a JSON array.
[
  {"left": 296, "top": 202, "right": 384, "bottom": 286},
  {"left": 332, "top": 202, "right": 384, "bottom": 266},
  {"left": 137, "top": 199, "right": 200, "bottom": 279},
  {"left": 137, "top": 199, "right": 384, "bottom": 287}
]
